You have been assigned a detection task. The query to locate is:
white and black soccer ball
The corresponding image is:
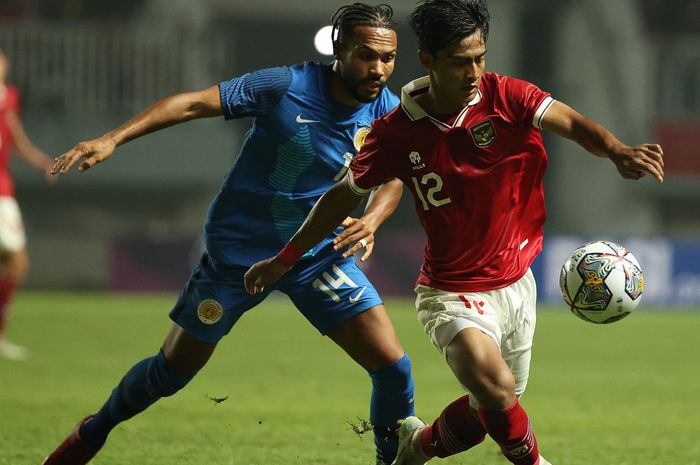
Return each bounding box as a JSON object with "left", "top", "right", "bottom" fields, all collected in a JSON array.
[{"left": 559, "top": 240, "right": 644, "bottom": 324}]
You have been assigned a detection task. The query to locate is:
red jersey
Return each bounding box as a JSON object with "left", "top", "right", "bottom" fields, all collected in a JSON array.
[
  {"left": 349, "top": 72, "right": 554, "bottom": 292},
  {"left": 0, "top": 84, "right": 20, "bottom": 196}
]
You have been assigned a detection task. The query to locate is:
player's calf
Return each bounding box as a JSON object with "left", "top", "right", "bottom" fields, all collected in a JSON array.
[
  {"left": 478, "top": 399, "right": 540, "bottom": 465},
  {"left": 80, "top": 351, "right": 193, "bottom": 448},
  {"left": 369, "top": 353, "right": 415, "bottom": 465}
]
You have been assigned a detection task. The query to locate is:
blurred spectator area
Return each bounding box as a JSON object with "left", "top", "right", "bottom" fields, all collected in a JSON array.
[{"left": 0, "top": 0, "right": 698, "bottom": 292}]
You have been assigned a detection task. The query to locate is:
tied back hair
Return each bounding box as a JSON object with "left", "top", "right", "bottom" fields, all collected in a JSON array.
[{"left": 331, "top": 3, "right": 395, "bottom": 47}]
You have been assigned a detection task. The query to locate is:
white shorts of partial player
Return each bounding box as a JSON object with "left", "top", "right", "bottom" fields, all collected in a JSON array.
[{"left": 0, "top": 196, "right": 26, "bottom": 253}]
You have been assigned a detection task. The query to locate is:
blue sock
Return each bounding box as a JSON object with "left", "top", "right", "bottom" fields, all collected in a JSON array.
[
  {"left": 80, "top": 351, "right": 193, "bottom": 448},
  {"left": 369, "top": 353, "right": 415, "bottom": 464}
]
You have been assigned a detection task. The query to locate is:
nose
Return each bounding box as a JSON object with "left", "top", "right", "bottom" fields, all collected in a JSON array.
[{"left": 368, "top": 59, "right": 384, "bottom": 79}]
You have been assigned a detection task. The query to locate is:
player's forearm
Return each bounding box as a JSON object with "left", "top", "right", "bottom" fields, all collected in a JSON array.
[
  {"left": 16, "top": 142, "right": 50, "bottom": 170},
  {"left": 104, "top": 91, "right": 219, "bottom": 147},
  {"left": 543, "top": 102, "right": 626, "bottom": 159},
  {"left": 289, "top": 183, "right": 364, "bottom": 253},
  {"left": 361, "top": 178, "right": 403, "bottom": 231},
  {"left": 7, "top": 114, "right": 51, "bottom": 170},
  {"left": 567, "top": 115, "right": 627, "bottom": 159}
]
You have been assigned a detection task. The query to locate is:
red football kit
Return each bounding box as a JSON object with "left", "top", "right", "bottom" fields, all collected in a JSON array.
[
  {"left": 0, "top": 84, "right": 20, "bottom": 197},
  {"left": 349, "top": 72, "right": 554, "bottom": 292}
]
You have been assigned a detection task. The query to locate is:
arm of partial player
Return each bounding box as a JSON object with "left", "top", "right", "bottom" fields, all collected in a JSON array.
[
  {"left": 5, "top": 110, "right": 54, "bottom": 180},
  {"left": 51, "top": 85, "right": 223, "bottom": 174},
  {"left": 541, "top": 100, "right": 664, "bottom": 182},
  {"left": 334, "top": 178, "right": 403, "bottom": 261},
  {"left": 244, "top": 178, "right": 367, "bottom": 294}
]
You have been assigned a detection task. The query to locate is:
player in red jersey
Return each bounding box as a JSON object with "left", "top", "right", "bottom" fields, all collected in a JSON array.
[
  {"left": 244, "top": 1, "right": 664, "bottom": 465},
  {"left": 0, "top": 49, "right": 54, "bottom": 360}
]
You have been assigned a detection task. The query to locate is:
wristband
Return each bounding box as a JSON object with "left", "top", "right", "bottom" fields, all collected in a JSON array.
[{"left": 275, "top": 241, "right": 304, "bottom": 267}]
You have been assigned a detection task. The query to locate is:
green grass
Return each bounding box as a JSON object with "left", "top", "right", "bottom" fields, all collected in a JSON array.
[{"left": 1, "top": 292, "right": 699, "bottom": 465}]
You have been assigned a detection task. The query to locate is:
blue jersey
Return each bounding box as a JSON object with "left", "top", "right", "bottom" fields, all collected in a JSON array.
[{"left": 205, "top": 62, "right": 399, "bottom": 268}]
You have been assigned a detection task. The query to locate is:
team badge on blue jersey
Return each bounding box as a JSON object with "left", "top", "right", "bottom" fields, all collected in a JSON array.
[
  {"left": 197, "top": 299, "right": 223, "bottom": 325},
  {"left": 353, "top": 126, "right": 372, "bottom": 151},
  {"left": 469, "top": 119, "right": 496, "bottom": 148}
]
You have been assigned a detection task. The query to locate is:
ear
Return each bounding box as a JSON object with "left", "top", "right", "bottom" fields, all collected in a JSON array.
[
  {"left": 418, "top": 49, "right": 434, "bottom": 70},
  {"left": 333, "top": 41, "right": 342, "bottom": 60}
]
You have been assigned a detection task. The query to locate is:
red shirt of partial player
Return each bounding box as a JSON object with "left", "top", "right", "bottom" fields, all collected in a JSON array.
[
  {"left": 0, "top": 84, "right": 20, "bottom": 196},
  {"left": 349, "top": 72, "right": 554, "bottom": 292}
]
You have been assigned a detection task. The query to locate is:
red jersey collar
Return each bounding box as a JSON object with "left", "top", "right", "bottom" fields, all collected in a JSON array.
[{"left": 400, "top": 75, "right": 482, "bottom": 131}]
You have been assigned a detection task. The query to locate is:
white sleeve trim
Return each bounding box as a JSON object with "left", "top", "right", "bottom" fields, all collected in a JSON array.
[
  {"left": 346, "top": 168, "right": 376, "bottom": 196},
  {"left": 532, "top": 96, "right": 555, "bottom": 129}
]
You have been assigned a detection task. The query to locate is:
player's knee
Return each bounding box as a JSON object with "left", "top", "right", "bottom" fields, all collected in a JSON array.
[
  {"left": 147, "top": 351, "right": 193, "bottom": 398},
  {"left": 470, "top": 370, "right": 516, "bottom": 409}
]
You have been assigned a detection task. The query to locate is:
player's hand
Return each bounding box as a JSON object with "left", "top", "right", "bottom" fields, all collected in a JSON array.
[
  {"left": 609, "top": 143, "right": 664, "bottom": 183},
  {"left": 333, "top": 216, "right": 375, "bottom": 262},
  {"left": 244, "top": 257, "right": 290, "bottom": 294},
  {"left": 42, "top": 158, "right": 58, "bottom": 183},
  {"left": 51, "top": 136, "right": 117, "bottom": 175}
]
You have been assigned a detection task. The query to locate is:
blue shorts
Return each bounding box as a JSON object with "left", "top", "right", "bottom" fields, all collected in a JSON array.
[{"left": 169, "top": 248, "right": 383, "bottom": 343}]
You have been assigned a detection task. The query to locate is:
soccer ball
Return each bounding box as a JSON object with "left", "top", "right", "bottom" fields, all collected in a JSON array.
[{"left": 559, "top": 240, "right": 644, "bottom": 324}]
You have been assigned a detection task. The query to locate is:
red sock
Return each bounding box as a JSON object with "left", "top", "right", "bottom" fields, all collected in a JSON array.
[
  {"left": 0, "top": 276, "right": 18, "bottom": 336},
  {"left": 419, "top": 395, "right": 486, "bottom": 458},
  {"left": 478, "top": 399, "right": 539, "bottom": 465}
]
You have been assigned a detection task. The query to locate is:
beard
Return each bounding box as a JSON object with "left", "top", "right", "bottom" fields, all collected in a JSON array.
[{"left": 344, "top": 77, "right": 384, "bottom": 103}]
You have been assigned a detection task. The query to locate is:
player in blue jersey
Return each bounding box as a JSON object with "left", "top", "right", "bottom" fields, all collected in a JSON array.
[{"left": 43, "top": 4, "right": 413, "bottom": 465}]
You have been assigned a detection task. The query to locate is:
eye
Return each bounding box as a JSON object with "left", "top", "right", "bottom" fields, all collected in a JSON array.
[{"left": 359, "top": 51, "right": 377, "bottom": 61}]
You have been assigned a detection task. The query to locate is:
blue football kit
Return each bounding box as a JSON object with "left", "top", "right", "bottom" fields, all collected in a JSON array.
[
  {"left": 69, "top": 62, "right": 414, "bottom": 465},
  {"left": 169, "top": 62, "right": 400, "bottom": 342}
]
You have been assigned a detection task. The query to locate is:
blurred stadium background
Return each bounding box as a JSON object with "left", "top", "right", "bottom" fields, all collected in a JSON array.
[
  {"left": 1, "top": 0, "right": 699, "bottom": 302},
  {"left": 2, "top": 2, "right": 700, "bottom": 465}
]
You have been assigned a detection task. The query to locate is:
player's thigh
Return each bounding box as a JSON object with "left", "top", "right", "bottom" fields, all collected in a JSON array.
[
  {"left": 327, "top": 304, "right": 404, "bottom": 372},
  {"left": 169, "top": 254, "right": 271, "bottom": 345},
  {"left": 445, "top": 327, "right": 516, "bottom": 408},
  {"left": 415, "top": 285, "right": 516, "bottom": 406}
]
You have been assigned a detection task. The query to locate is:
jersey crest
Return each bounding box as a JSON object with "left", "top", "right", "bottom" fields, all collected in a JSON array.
[{"left": 469, "top": 119, "right": 497, "bottom": 148}]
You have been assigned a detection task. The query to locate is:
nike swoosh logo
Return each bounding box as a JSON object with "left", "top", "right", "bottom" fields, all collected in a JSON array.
[
  {"left": 296, "top": 114, "right": 320, "bottom": 124},
  {"left": 348, "top": 286, "right": 367, "bottom": 303}
]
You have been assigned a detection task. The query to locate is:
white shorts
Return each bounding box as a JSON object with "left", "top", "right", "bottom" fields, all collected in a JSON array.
[
  {"left": 0, "top": 196, "right": 26, "bottom": 253},
  {"left": 415, "top": 269, "right": 537, "bottom": 400}
]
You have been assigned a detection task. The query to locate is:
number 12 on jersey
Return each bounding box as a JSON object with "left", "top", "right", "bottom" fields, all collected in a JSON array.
[{"left": 411, "top": 172, "right": 452, "bottom": 210}]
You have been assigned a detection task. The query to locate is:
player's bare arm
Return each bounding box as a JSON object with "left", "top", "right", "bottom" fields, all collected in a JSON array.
[
  {"left": 541, "top": 100, "right": 664, "bottom": 182},
  {"left": 51, "top": 85, "right": 223, "bottom": 174},
  {"left": 4, "top": 109, "right": 53, "bottom": 180},
  {"left": 244, "top": 179, "right": 365, "bottom": 294},
  {"left": 334, "top": 177, "right": 403, "bottom": 261}
]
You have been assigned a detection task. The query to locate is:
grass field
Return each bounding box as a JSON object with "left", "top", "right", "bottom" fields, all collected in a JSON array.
[{"left": 1, "top": 292, "right": 699, "bottom": 465}]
